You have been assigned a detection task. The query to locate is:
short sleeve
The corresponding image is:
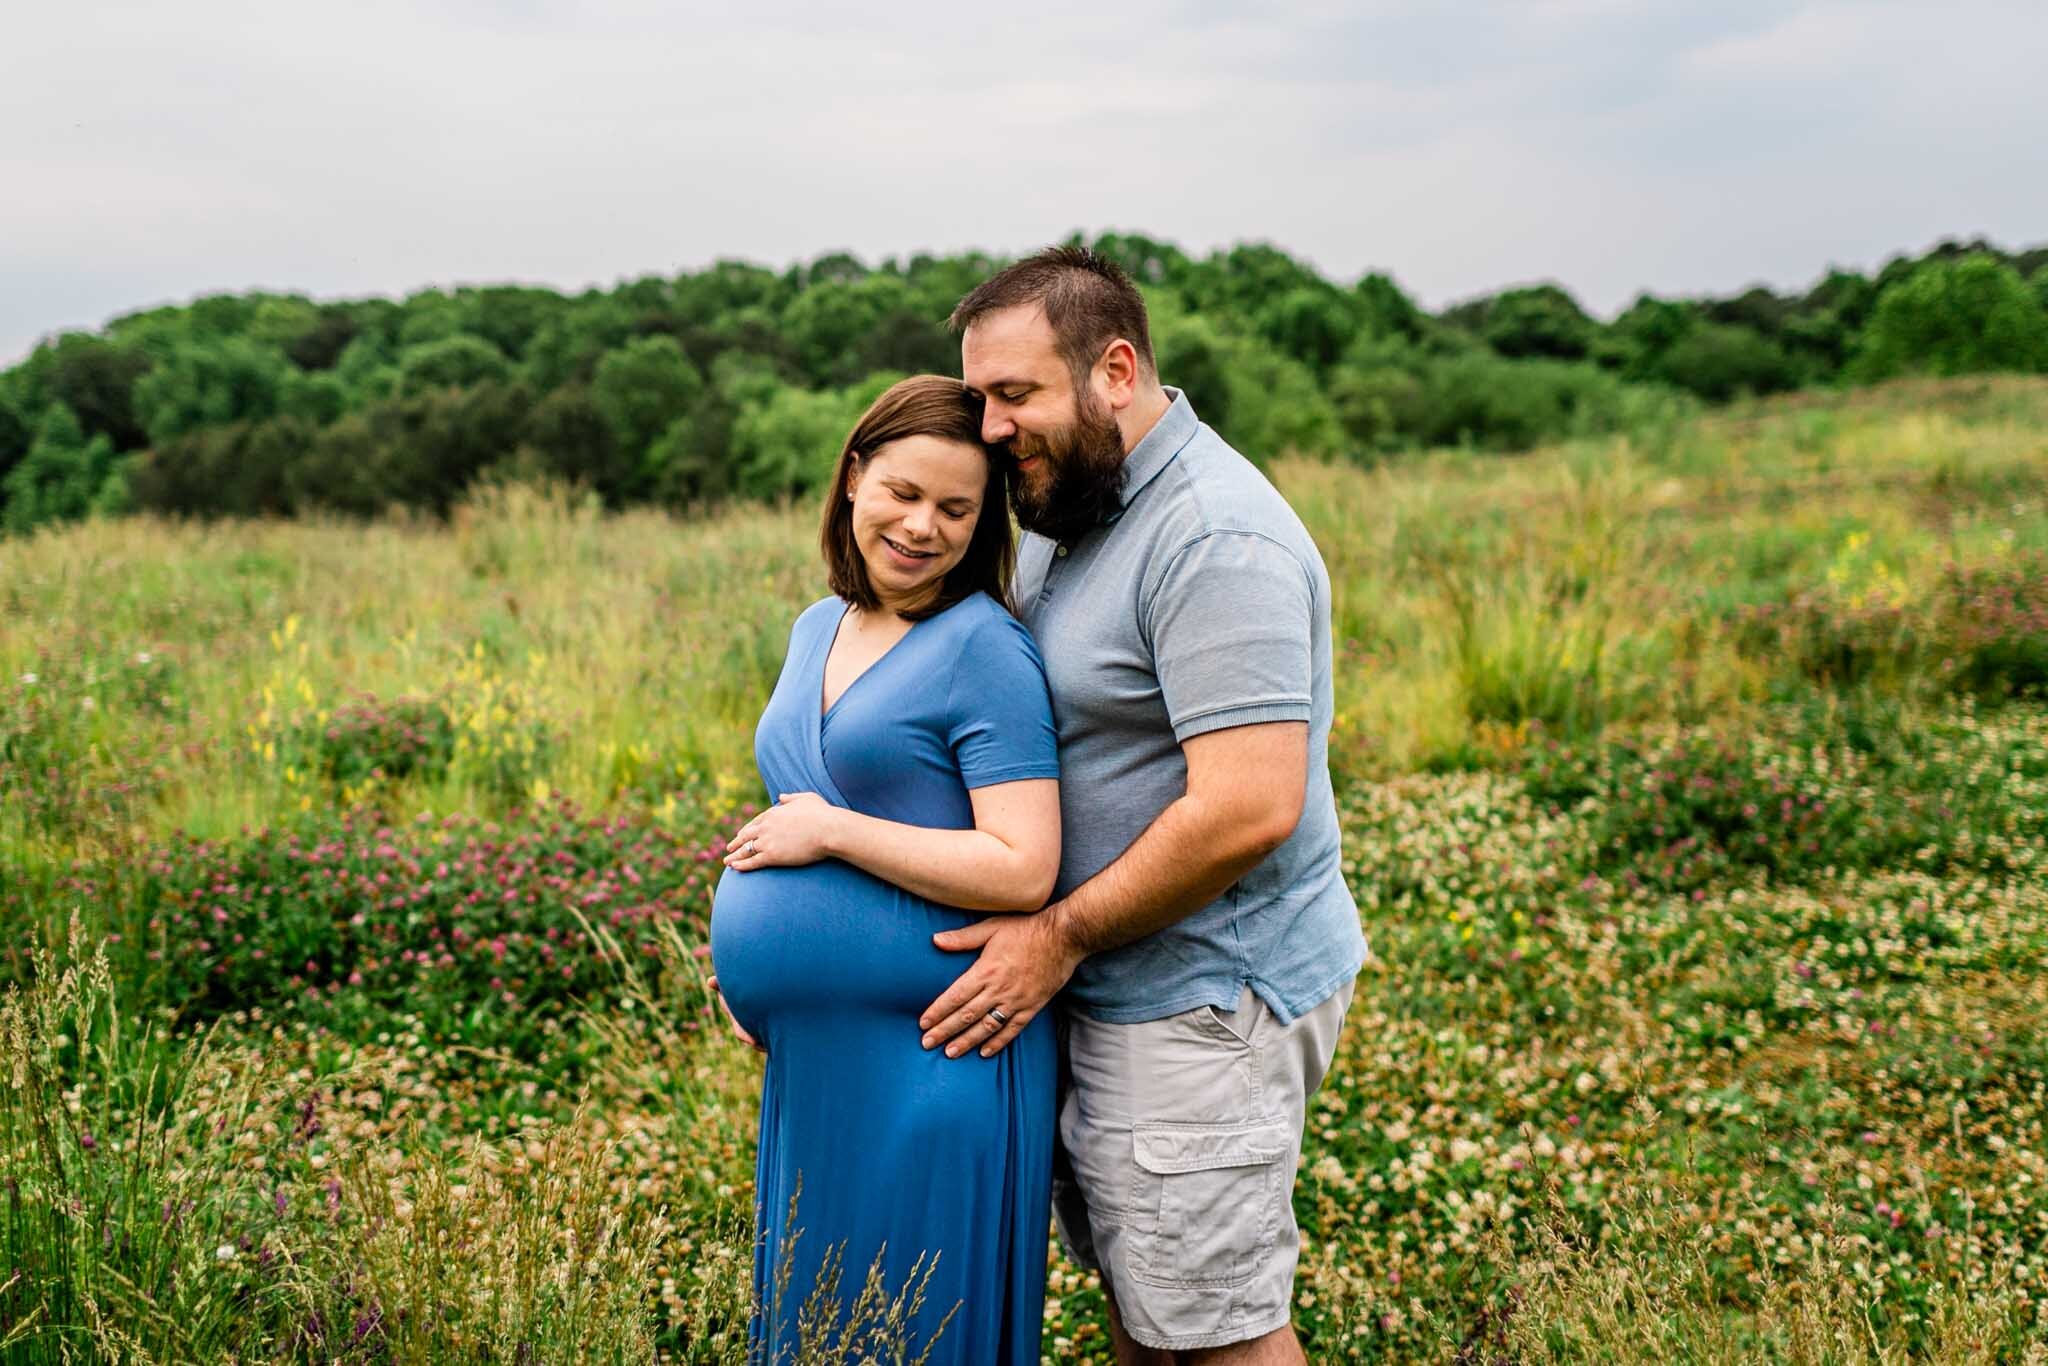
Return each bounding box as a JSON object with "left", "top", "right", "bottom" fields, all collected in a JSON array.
[
  {"left": 945, "top": 610, "right": 1062, "bottom": 789},
  {"left": 1144, "top": 531, "right": 1315, "bottom": 742}
]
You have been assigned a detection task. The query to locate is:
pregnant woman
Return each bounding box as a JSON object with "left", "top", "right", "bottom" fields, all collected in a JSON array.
[{"left": 708, "top": 375, "right": 1060, "bottom": 1363}]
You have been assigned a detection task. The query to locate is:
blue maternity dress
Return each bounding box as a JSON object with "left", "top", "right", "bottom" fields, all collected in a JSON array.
[{"left": 709, "top": 591, "right": 1060, "bottom": 1365}]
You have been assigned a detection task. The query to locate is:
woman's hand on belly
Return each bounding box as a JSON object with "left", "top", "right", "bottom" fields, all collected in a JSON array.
[{"left": 724, "top": 792, "right": 844, "bottom": 872}]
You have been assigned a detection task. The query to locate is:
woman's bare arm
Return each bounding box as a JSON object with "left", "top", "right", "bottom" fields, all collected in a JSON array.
[{"left": 721, "top": 780, "right": 1060, "bottom": 912}]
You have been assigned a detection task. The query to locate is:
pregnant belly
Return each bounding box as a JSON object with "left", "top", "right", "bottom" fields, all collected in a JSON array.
[{"left": 709, "top": 860, "right": 978, "bottom": 1039}]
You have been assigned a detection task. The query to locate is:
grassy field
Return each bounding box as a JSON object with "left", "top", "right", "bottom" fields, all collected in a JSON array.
[{"left": 4, "top": 375, "right": 2048, "bottom": 1362}]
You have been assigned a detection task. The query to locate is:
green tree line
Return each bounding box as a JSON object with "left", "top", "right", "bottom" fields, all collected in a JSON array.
[{"left": 3, "top": 232, "right": 2046, "bottom": 533}]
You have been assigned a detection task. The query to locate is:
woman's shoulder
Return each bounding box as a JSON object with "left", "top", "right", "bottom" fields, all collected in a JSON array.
[
  {"left": 941, "top": 590, "right": 1031, "bottom": 640},
  {"left": 942, "top": 592, "right": 1047, "bottom": 673},
  {"left": 792, "top": 594, "right": 847, "bottom": 635}
]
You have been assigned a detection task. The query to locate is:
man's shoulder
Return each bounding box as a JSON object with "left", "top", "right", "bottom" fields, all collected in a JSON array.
[{"left": 1146, "top": 424, "right": 1318, "bottom": 558}]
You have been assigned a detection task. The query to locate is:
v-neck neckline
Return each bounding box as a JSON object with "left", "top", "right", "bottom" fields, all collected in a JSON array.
[{"left": 818, "top": 600, "right": 927, "bottom": 722}]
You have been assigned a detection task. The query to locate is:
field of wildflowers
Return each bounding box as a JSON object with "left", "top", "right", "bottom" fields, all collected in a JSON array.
[{"left": 3, "top": 375, "right": 2047, "bottom": 1362}]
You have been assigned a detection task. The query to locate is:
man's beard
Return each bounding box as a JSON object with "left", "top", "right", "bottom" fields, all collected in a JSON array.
[{"left": 1006, "top": 391, "right": 1128, "bottom": 543}]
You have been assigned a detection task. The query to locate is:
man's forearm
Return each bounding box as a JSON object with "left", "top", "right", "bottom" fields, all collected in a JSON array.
[{"left": 1048, "top": 790, "right": 1284, "bottom": 958}]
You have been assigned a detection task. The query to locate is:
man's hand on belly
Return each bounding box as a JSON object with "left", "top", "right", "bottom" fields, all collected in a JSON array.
[
  {"left": 706, "top": 975, "right": 766, "bottom": 1055},
  {"left": 921, "top": 912, "right": 1084, "bottom": 1059}
]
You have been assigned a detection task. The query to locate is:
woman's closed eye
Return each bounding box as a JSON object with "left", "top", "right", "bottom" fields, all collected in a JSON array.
[{"left": 894, "top": 489, "right": 975, "bottom": 520}]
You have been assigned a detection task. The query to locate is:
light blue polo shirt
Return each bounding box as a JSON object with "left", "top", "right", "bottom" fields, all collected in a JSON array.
[{"left": 1015, "top": 389, "right": 1367, "bottom": 1025}]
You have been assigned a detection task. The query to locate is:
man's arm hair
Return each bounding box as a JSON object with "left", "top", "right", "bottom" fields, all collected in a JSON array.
[{"left": 1050, "top": 720, "right": 1308, "bottom": 957}]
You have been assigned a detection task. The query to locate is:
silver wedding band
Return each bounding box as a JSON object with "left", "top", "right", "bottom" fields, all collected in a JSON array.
[
  {"left": 742, "top": 839, "right": 758, "bottom": 856},
  {"left": 986, "top": 1007, "right": 1010, "bottom": 1025}
]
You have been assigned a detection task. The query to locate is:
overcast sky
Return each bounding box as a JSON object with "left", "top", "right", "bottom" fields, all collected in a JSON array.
[{"left": 4, "top": 0, "right": 2044, "bottom": 365}]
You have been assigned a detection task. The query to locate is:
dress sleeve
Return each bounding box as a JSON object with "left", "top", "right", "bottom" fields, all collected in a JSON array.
[
  {"left": 1142, "top": 530, "right": 1315, "bottom": 742},
  {"left": 945, "top": 610, "right": 1062, "bottom": 790}
]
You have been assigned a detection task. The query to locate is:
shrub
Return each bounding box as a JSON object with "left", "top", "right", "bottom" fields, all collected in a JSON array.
[
  {"left": 127, "top": 415, "right": 313, "bottom": 519},
  {"left": 0, "top": 647, "right": 179, "bottom": 841},
  {"left": 1521, "top": 721, "right": 1877, "bottom": 892},
  {"left": 332, "top": 333, "right": 402, "bottom": 406},
  {"left": 131, "top": 336, "right": 288, "bottom": 447},
  {"left": 729, "top": 372, "right": 900, "bottom": 499},
  {"left": 1152, "top": 311, "right": 1344, "bottom": 460},
  {"left": 294, "top": 692, "right": 456, "bottom": 787},
  {"left": 591, "top": 335, "right": 705, "bottom": 493},
  {"left": 2, "top": 403, "right": 121, "bottom": 533},
  {"left": 1738, "top": 588, "right": 1920, "bottom": 693},
  {"left": 1648, "top": 322, "right": 1803, "bottom": 402},
  {"left": 279, "top": 409, "right": 391, "bottom": 516},
  {"left": 1739, "top": 551, "right": 2048, "bottom": 702},
  {"left": 18, "top": 333, "right": 154, "bottom": 451},
  {"left": 0, "top": 393, "right": 28, "bottom": 486},
  {"left": 780, "top": 275, "right": 928, "bottom": 387},
  {"left": 1930, "top": 555, "right": 2048, "bottom": 699},
  {"left": 1447, "top": 578, "right": 1615, "bottom": 742},
  {"left": 1348, "top": 349, "right": 1652, "bottom": 454},
  {"left": 1853, "top": 254, "right": 2048, "bottom": 381},
  {"left": 1479, "top": 285, "right": 1598, "bottom": 362},
  {"left": 1326, "top": 359, "right": 1424, "bottom": 454},
  {"left": 281, "top": 305, "right": 360, "bottom": 371},
  {"left": 1519, "top": 702, "right": 2048, "bottom": 893},
  {"left": 1150, "top": 310, "right": 1240, "bottom": 440},
  {"left": 342, "top": 381, "right": 533, "bottom": 517},
  {"left": 395, "top": 334, "right": 512, "bottom": 396},
  {"left": 521, "top": 300, "right": 637, "bottom": 391},
  {"left": 1251, "top": 285, "right": 1361, "bottom": 371},
  {"left": 278, "top": 368, "right": 348, "bottom": 424},
  {"left": 518, "top": 382, "right": 629, "bottom": 503},
  {"left": 128, "top": 800, "right": 730, "bottom": 1059}
]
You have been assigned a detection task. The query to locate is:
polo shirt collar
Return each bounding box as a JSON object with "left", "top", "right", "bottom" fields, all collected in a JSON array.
[{"left": 1108, "top": 387, "right": 1199, "bottom": 523}]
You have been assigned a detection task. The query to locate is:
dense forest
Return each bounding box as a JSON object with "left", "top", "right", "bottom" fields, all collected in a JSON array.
[{"left": 3, "top": 231, "right": 2046, "bottom": 533}]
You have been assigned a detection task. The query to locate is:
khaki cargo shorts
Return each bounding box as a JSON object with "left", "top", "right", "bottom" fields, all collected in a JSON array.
[{"left": 1050, "top": 979, "right": 1354, "bottom": 1352}]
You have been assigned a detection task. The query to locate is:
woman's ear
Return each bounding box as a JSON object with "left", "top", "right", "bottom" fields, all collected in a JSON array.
[{"left": 844, "top": 453, "right": 863, "bottom": 501}]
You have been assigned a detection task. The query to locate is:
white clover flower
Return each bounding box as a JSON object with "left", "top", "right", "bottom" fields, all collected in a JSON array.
[
  {"left": 216, "top": 1244, "right": 237, "bottom": 1263},
  {"left": 19, "top": 672, "right": 34, "bottom": 687},
  {"left": 136, "top": 650, "right": 152, "bottom": 665},
  {"left": 80, "top": 696, "right": 96, "bottom": 712}
]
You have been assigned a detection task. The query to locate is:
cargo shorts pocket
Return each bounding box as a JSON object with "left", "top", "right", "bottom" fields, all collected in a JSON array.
[{"left": 1127, "top": 1118, "right": 1290, "bottom": 1287}]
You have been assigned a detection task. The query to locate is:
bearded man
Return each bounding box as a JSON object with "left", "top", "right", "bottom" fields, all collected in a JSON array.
[{"left": 919, "top": 245, "right": 1367, "bottom": 1365}]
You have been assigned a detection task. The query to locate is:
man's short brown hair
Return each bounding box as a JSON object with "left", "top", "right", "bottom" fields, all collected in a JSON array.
[{"left": 948, "top": 245, "right": 1157, "bottom": 388}]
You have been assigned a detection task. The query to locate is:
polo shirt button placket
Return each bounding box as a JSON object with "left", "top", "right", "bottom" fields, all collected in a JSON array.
[{"left": 1038, "top": 542, "right": 1067, "bottom": 606}]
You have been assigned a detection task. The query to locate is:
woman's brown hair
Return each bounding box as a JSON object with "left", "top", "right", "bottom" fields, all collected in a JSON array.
[{"left": 821, "top": 375, "right": 1015, "bottom": 621}]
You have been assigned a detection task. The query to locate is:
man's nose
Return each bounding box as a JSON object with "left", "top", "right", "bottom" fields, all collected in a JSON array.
[{"left": 981, "top": 408, "right": 1015, "bottom": 444}]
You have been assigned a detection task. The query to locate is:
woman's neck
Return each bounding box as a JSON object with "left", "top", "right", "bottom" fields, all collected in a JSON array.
[{"left": 868, "top": 585, "right": 941, "bottom": 620}]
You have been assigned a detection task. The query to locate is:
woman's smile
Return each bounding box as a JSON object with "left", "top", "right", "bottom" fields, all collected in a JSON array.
[
  {"left": 881, "top": 533, "right": 941, "bottom": 567},
  {"left": 846, "top": 432, "right": 989, "bottom": 610}
]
